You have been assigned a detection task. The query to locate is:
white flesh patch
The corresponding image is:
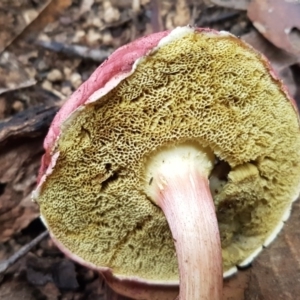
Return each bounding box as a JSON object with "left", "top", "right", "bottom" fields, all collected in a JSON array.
[
  {"left": 144, "top": 142, "right": 214, "bottom": 203},
  {"left": 263, "top": 221, "right": 284, "bottom": 247},
  {"left": 292, "top": 188, "right": 300, "bottom": 202},
  {"left": 223, "top": 266, "right": 238, "bottom": 278},
  {"left": 40, "top": 215, "right": 49, "bottom": 229},
  {"left": 218, "top": 30, "right": 233, "bottom": 37},
  {"left": 157, "top": 27, "right": 232, "bottom": 50},
  {"left": 157, "top": 26, "right": 195, "bottom": 48},
  {"left": 282, "top": 204, "right": 292, "bottom": 222},
  {"left": 238, "top": 246, "right": 263, "bottom": 267},
  {"left": 209, "top": 175, "right": 226, "bottom": 198}
]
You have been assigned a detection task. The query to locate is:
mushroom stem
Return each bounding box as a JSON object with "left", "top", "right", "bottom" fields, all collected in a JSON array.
[{"left": 148, "top": 145, "right": 223, "bottom": 299}]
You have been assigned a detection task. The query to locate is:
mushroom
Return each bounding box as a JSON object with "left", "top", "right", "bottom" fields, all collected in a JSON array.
[{"left": 33, "top": 26, "right": 300, "bottom": 299}]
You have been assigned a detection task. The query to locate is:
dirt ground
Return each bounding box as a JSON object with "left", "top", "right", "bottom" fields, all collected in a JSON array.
[{"left": 0, "top": 0, "right": 300, "bottom": 299}]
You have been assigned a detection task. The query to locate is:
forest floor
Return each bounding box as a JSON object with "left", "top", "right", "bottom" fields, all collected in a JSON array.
[{"left": 0, "top": 0, "right": 300, "bottom": 299}]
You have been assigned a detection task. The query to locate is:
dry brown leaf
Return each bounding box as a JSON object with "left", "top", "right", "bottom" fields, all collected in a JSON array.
[
  {"left": 247, "top": 0, "right": 300, "bottom": 57},
  {"left": 209, "top": 0, "right": 250, "bottom": 10},
  {"left": 3, "top": 0, "right": 72, "bottom": 53},
  {"left": 0, "top": 52, "right": 37, "bottom": 94},
  {"left": 0, "top": 104, "right": 58, "bottom": 242},
  {"left": 0, "top": 0, "right": 49, "bottom": 52},
  {"left": 0, "top": 0, "right": 72, "bottom": 96}
]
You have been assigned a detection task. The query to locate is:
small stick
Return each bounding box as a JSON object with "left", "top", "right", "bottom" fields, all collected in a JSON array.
[
  {"left": 199, "top": 11, "right": 240, "bottom": 27},
  {"left": 0, "top": 231, "right": 49, "bottom": 274},
  {"left": 35, "top": 40, "right": 112, "bottom": 62}
]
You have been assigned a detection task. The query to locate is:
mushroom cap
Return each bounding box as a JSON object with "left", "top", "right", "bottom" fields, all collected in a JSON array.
[{"left": 34, "top": 27, "right": 300, "bottom": 284}]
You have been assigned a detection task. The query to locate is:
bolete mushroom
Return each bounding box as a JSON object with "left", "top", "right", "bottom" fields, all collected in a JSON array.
[{"left": 32, "top": 26, "right": 300, "bottom": 300}]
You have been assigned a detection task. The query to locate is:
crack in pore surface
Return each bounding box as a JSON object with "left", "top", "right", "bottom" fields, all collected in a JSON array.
[{"left": 108, "top": 215, "right": 153, "bottom": 267}]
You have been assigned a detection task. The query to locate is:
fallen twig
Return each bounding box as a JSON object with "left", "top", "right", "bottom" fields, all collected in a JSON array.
[
  {"left": 0, "top": 104, "right": 59, "bottom": 145},
  {"left": 35, "top": 40, "right": 112, "bottom": 62},
  {"left": 198, "top": 11, "right": 240, "bottom": 27},
  {"left": 0, "top": 231, "right": 49, "bottom": 274},
  {"left": 0, "top": 79, "right": 36, "bottom": 96},
  {"left": 1, "top": 0, "right": 72, "bottom": 54}
]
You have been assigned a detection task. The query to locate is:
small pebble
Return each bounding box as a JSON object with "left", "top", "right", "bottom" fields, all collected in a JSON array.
[
  {"left": 61, "top": 86, "right": 72, "bottom": 96},
  {"left": 12, "top": 101, "right": 24, "bottom": 112},
  {"left": 47, "top": 69, "right": 63, "bottom": 82},
  {"left": 102, "top": 31, "right": 113, "bottom": 45},
  {"left": 37, "top": 60, "right": 50, "bottom": 72},
  {"left": 91, "top": 16, "right": 103, "bottom": 28},
  {"left": 103, "top": 1, "right": 120, "bottom": 23},
  {"left": 86, "top": 28, "right": 102, "bottom": 45},
  {"left": 63, "top": 67, "right": 72, "bottom": 78},
  {"left": 72, "top": 30, "right": 86, "bottom": 43},
  {"left": 70, "top": 73, "right": 82, "bottom": 89},
  {"left": 22, "top": 9, "right": 38, "bottom": 25},
  {"left": 41, "top": 80, "right": 53, "bottom": 91}
]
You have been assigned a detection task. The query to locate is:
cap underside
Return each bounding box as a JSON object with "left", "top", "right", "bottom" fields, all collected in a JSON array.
[{"left": 36, "top": 29, "right": 300, "bottom": 283}]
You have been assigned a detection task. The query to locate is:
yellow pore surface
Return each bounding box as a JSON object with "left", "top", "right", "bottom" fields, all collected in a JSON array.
[{"left": 37, "top": 30, "right": 300, "bottom": 282}]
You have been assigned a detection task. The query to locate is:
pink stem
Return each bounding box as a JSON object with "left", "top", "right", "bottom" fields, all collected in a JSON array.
[{"left": 155, "top": 166, "right": 223, "bottom": 300}]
